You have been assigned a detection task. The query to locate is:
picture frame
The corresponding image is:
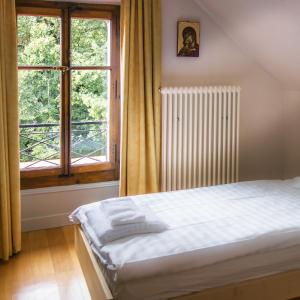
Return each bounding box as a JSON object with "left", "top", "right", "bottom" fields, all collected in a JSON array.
[{"left": 177, "top": 21, "right": 200, "bottom": 57}]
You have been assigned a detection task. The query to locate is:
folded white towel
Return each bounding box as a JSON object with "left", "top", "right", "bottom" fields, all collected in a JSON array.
[
  {"left": 85, "top": 205, "right": 168, "bottom": 244},
  {"left": 101, "top": 198, "right": 146, "bottom": 226},
  {"left": 110, "top": 210, "right": 146, "bottom": 226}
]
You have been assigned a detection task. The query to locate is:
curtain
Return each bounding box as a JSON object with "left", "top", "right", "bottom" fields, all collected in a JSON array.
[
  {"left": 120, "top": 0, "right": 161, "bottom": 196},
  {"left": 0, "top": 0, "right": 21, "bottom": 260}
]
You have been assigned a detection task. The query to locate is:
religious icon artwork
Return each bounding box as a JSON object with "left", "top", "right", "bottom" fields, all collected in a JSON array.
[{"left": 177, "top": 21, "right": 200, "bottom": 57}]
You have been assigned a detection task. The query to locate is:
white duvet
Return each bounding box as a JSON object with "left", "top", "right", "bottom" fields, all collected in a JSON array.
[{"left": 70, "top": 179, "right": 300, "bottom": 283}]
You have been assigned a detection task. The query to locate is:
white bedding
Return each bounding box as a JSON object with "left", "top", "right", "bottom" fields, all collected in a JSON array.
[
  {"left": 71, "top": 179, "right": 300, "bottom": 298},
  {"left": 103, "top": 245, "right": 300, "bottom": 300}
]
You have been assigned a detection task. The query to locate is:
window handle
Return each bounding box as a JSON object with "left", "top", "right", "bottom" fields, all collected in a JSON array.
[{"left": 61, "top": 66, "right": 70, "bottom": 73}]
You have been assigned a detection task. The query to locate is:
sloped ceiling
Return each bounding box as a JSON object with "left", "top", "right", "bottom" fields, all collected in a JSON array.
[{"left": 194, "top": 0, "right": 300, "bottom": 89}]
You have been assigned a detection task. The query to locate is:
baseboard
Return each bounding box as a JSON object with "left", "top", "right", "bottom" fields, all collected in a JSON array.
[{"left": 22, "top": 212, "right": 72, "bottom": 232}]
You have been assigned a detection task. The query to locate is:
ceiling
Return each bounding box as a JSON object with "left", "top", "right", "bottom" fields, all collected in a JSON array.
[{"left": 194, "top": 0, "right": 300, "bottom": 89}]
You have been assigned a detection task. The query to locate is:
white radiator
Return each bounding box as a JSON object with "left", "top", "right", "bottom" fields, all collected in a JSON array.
[{"left": 161, "top": 86, "right": 240, "bottom": 192}]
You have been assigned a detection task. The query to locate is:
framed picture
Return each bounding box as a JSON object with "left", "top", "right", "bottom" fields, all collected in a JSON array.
[{"left": 177, "top": 21, "right": 200, "bottom": 57}]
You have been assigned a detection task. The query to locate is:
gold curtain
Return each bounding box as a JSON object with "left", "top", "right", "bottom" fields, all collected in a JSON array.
[
  {"left": 0, "top": 0, "right": 21, "bottom": 260},
  {"left": 120, "top": 0, "right": 161, "bottom": 196}
]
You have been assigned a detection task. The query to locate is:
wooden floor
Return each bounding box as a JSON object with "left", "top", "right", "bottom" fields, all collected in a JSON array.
[{"left": 0, "top": 226, "right": 91, "bottom": 300}]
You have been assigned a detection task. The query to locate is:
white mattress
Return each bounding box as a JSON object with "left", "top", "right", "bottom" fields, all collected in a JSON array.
[
  {"left": 71, "top": 179, "right": 300, "bottom": 300},
  {"left": 106, "top": 245, "right": 300, "bottom": 300}
]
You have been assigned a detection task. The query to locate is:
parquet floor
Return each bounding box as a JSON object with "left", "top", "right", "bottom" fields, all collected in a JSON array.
[{"left": 0, "top": 226, "right": 91, "bottom": 300}]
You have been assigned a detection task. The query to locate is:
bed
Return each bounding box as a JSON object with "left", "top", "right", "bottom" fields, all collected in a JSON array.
[{"left": 71, "top": 179, "right": 300, "bottom": 300}]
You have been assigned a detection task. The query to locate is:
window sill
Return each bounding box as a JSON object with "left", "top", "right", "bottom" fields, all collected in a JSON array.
[
  {"left": 21, "top": 180, "right": 119, "bottom": 196},
  {"left": 20, "top": 168, "right": 119, "bottom": 190}
]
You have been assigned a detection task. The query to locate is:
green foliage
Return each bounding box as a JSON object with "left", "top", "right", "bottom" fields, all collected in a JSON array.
[
  {"left": 18, "top": 15, "right": 109, "bottom": 164},
  {"left": 71, "top": 18, "right": 108, "bottom": 66},
  {"left": 18, "top": 16, "right": 60, "bottom": 66}
]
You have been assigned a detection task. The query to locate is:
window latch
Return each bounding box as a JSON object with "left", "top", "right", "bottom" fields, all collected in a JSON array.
[{"left": 61, "top": 66, "right": 70, "bottom": 74}]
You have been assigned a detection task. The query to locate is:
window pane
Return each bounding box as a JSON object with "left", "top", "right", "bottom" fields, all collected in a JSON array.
[
  {"left": 71, "top": 18, "right": 110, "bottom": 66},
  {"left": 71, "top": 70, "right": 109, "bottom": 165},
  {"left": 19, "top": 70, "right": 61, "bottom": 169},
  {"left": 17, "top": 15, "right": 61, "bottom": 66}
]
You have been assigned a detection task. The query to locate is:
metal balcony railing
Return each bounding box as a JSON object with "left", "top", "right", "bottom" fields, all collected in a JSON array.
[{"left": 20, "top": 120, "right": 107, "bottom": 169}]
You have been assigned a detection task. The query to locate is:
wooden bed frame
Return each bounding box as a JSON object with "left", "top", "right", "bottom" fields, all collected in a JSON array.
[{"left": 75, "top": 225, "right": 300, "bottom": 300}]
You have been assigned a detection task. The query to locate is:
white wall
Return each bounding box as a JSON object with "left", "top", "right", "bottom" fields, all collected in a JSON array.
[
  {"left": 162, "top": 0, "right": 284, "bottom": 181},
  {"left": 21, "top": 182, "right": 119, "bottom": 231},
  {"left": 195, "top": 0, "right": 300, "bottom": 90},
  {"left": 283, "top": 91, "right": 300, "bottom": 179}
]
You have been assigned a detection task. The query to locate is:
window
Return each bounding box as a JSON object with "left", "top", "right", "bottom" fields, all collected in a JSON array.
[{"left": 17, "top": 1, "right": 120, "bottom": 189}]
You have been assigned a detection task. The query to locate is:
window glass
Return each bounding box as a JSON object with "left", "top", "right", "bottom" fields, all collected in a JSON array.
[
  {"left": 71, "top": 18, "right": 110, "bottom": 66},
  {"left": 19, "top": 70, "right": 61, "bottom": 169},
  {"left": 18, "top": 15, "right": 61, "bottom": 66},
  {"left": 71, "top": 70, "right": 110, "bottom": 165}
]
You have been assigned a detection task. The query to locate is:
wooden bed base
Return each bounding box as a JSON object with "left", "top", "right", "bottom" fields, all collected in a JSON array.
[{"left": 75, "top": 225, "right": 300, "bottom": 300}]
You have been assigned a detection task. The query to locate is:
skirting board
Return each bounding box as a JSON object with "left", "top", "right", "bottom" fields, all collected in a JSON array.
[
  {"left": 22, "top": 212, "right": 71, "bottom": 232},
  {"left": 21, "top": 181, "right": 119, "bottom": 232}
]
